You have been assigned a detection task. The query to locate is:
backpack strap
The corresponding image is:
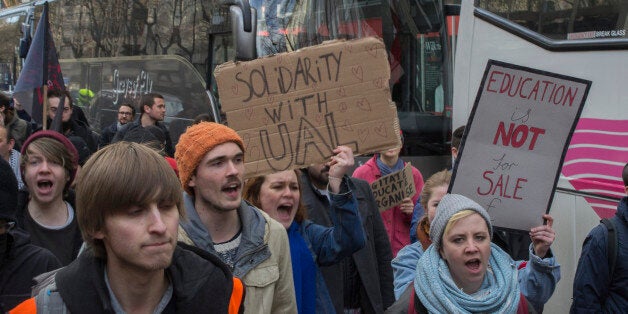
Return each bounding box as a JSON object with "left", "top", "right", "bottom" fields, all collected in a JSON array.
[
  {"left": 600, "top": 218, "right": 618, "bottom": 279},
  {"left": 34, "top": 279, "right": 68, "bottom": 313}
]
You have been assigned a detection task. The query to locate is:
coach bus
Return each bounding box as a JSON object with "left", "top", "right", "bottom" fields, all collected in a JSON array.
[
  {"left": 0, "top": 0, "right": 457, "bottom": 164},
  {"left": 453, "top": 1, "right": 628, "bottom": 311}
]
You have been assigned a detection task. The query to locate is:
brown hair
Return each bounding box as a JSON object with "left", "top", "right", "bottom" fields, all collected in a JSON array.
[
  {"left": 21, "top": 137, "right": 76, "bottom": 192},
  {"left": 0, "top": 93, "right": 15, "bottom": 125},
  {"left": 193, "top": 113, "right": 213, "bottom": 124},
  {"left": 47, "top": 89, "right": 74, "bottom": 108},
  {"left": 119, "top": 103, "right": 136, "bottom": 117},
  {"left": 139, "top": 93, "right": 164, "bottom": 114},
  {"left": 243, "top": 169, "right": 307, "bottom": 224},
  {"left": 75, "top": 142, "right": 184, "bottom": 258},
  {"left": 451, "top": 125, "right": 465, "bottom": 151},
  {"left": 420, "top": 169, "right": 451, "bottom": 210}
]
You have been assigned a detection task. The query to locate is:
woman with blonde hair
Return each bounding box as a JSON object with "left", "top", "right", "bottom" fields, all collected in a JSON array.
[{"left": 388, "top": 194, "right": 560, "bottom": 313}]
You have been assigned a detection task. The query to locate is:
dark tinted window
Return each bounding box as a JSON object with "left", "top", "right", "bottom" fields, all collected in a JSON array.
[{"left": 476, "top": 0, "right": 628, "bottom": 40}]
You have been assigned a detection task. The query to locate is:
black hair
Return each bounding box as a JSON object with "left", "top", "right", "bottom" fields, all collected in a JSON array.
[{"left": 451, "top": 125, "right": 466, "bottom": 150}]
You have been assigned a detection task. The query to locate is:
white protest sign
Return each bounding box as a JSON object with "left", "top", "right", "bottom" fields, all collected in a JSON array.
[{"left": 450, "top": 60, "right": 591, "bottom": 231}]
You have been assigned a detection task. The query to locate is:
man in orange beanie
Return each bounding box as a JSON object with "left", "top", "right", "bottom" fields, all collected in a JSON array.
[{"left": 175, "top": 122, "right": 297, "bottom": 314}]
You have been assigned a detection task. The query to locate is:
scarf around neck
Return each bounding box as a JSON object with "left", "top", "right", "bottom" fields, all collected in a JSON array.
[
  {"left": 414, "top": 243, "right": 520, "bottom": 313},
  {"left": 376, "top": 155, "right": 405, "bottom": 176}
]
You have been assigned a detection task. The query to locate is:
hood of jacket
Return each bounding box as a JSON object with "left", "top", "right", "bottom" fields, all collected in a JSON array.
[{"left": 180, "top": 192, "right": 271, "bottom": 277}]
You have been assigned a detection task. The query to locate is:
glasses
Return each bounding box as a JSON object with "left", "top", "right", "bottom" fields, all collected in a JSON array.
[
  {"left": 118, "top": 112, "right": 133, "bottom": 116},
  {"left": 0, "top": 221, "right": 15, "bottom": 233},
  {"left": 49, "top": 107, "right": 71, "bottom": 113}
]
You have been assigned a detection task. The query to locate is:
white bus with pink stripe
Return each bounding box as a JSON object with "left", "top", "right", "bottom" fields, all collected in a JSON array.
[{"left": 453, "top": 1, "right": 628, "bottom": 312}]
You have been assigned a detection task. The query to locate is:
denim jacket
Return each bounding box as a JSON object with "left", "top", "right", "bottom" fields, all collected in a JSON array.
[{"left": 297, "top": 176, "right": 366, "bottom": 313}]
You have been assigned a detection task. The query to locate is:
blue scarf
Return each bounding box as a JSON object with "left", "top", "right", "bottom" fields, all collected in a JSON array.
[
  {"left": 376, "top": 154, "right": 405, "bottom": 176},
  {"left": 414, "top": 243, "right": 520, "bottom": 313},
  {"left": 288, "top": 221, "right": 317, "bottom": 314}
]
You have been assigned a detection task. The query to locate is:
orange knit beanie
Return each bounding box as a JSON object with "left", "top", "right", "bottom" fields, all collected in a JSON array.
[{"left": 175, "top": 122, "right": 244, "bottom": 194}]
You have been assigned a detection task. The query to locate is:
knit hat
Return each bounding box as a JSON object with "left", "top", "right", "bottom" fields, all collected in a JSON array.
[
  {"left": 20, "top": 130, "right": 79, "bottom": 189},
  {"left": 429, "top": 194, "right": 493, "bottom": 250},
  {"left": 0, "top": 158, "right": 18, "bottom": 222},
  {"left": 175, "top": 122, "right": 244, "bottom": 194}
]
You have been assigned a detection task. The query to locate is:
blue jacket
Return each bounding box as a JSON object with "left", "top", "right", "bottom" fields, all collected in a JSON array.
[
  {"left": 571, "top": 196, "right": 628, "bottom": 313},
  {"left": 392, "top": 242, "right": 561, "bottom": 312},
  {"left": 409, "top": 199, "right": 424, "bottom": 243},
  {"left": 296, "top": 176, "right": 366, "bottom": 313},
  {"left": 300, "top": 173, "right": 394, "bottom": 313}
]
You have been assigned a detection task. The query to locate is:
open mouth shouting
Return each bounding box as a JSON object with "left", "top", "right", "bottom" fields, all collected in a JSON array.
[
  {"left": 276, "top": 203, "right": 295, "bottom": 222},
  {"left": 34, "top": 178, "right": 59, "bottom": 199},
  {"left": 465, "top": 258, "right": 482, "bottom": 274},
  {"left": 222, "top": 180, "right": 242, "bottom": 199}
]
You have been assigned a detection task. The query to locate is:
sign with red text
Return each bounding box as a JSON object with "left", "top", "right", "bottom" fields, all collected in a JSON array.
[
  {"left": 371, "top": 163, "right": 417, "bottom": 212},
  {"left": 450, "top": 60, "right": 591, "bottom": 231},
  {"left": 215, "top": 37, "right": 400, "bottom": 178}
]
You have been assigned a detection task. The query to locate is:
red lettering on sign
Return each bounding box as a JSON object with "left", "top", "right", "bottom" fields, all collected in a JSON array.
[
  {"left": 493, "top": 122, "right": 546, "bottom": 150},
  {"left": 477, "top": 170, "right": 526, "bottom": 200}
]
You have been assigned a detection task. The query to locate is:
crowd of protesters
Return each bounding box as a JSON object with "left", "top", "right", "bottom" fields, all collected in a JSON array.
[{"left": 7, "top": 86, "right": 628, "bottom": 313}]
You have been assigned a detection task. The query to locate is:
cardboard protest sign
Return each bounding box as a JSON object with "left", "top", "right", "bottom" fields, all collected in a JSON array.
[
  {"left": 215, "top": 37, "right": 400, "bottom": 178},
  {"left": 450, "top": 60, "right": 591, "bottom": 231},
  {"left": 371, "top": 163, "right": 417, "bottom": 212}
]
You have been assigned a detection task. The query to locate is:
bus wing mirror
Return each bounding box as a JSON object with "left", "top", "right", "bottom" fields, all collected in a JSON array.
[
  {"left": 19, "top": 6, "right": 35, "bottom": 59},
  {"left": 223, "top": 0, "right": 257, "bottom": 61}
]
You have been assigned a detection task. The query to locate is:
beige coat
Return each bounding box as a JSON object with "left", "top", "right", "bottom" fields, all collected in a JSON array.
[{"left": 179, "top": 202, "right": 297, "bottom": 314}]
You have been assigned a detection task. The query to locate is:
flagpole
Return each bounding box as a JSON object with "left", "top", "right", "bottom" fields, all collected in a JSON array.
[
  {"left": 43, "top": 85, "right": 48, "bottom": 130},
  {"left": 42, "top": 2, "right": 49, "bottom": 130}
]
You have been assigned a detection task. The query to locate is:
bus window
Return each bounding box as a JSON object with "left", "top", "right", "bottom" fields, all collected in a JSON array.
[
  {"left": 1, "top": 0, "right": 243, "bottom": 135},
  {"left": 476, "top": 0, "right": 628, "bottom": 41},
  {"left": 453, "top": 2, "right": 628, "bottom": 310},
  {"left": 250, "top": 0, "right": 456, "bottom": 170}
]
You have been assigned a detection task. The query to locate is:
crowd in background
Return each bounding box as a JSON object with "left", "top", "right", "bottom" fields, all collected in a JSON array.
[{"left": 1, "top": 89, "right": 625, "bottom": 313}]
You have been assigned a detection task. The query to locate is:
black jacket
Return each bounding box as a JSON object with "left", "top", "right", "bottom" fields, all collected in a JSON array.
[
  {"left": 112, "top": 117, "right": 174, "bottom": 157},
  {"left": 300, "top": 173, "right": 394, "bottom": 313},
  {"left": 15, "top": 190, "right": 83, "bottom": 266},
  {"left": 38, "top": 118, "right": 98, "bottom": 155},
  {"left": 46, "top": 243, "right": 240, "bottom": 313},
  {"left": 0, "top": 229, "right": 61, "bottom": 312},
  {"left": 98, "top": 122, "right": 118, "bottom": 148}
]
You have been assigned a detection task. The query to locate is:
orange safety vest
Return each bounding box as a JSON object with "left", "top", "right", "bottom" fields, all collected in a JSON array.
[{"left": 11, "top": 277, "right": 245, "bottom": 313}]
